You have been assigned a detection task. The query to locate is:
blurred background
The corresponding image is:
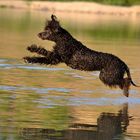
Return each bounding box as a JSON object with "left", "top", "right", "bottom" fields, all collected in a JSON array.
[{"left": 0, "top": 0, "right": 140, "bottom": 139}]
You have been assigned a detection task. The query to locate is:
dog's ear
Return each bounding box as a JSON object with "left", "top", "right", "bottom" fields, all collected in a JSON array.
[
  {"left": 51, "top": 15, "right": 57, "bottom": 21},
  {"left": 44, "top": 15, "right": 60, "bottom": 31}
]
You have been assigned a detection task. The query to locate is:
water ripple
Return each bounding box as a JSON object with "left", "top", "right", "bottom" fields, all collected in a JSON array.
[
  {"left": 0, "top": 63, "right": 66, "bottom": 71},
  {"left": 0, "top": 58, "right": 8, "bottom": 63},
  {"left": 33, "top": 95, "right": 140, "bottom": 108},
  {"left": 18, "top": 65, "right": 65, "bottom": 71},
  {"left": 0, "top": 85, "right": 139, "bottom": 107},
  {"left": 0, "top": 85, "right": 71, "bottom": 94},
  {"left": 69, "top": 96, "right": 140, "bottom": 106}
]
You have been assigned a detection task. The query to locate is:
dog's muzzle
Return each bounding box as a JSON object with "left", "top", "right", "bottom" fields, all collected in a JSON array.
[{"left": 38, "top": 31, "right": 51, "bottom": 40}]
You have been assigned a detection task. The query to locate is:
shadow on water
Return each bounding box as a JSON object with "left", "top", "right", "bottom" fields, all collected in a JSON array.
[{"left": 20, "top": 103, "right": 130, "bottom": 140}]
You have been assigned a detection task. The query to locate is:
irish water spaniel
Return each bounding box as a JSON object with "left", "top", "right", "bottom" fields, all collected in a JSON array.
[{"left": 24, "top": 15, "right": 138, "bottom": 97}]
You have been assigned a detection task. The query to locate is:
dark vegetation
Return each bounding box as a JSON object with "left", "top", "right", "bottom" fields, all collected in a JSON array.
[{"left": 25, "top": 0, "right": 140, "bottom": 6}]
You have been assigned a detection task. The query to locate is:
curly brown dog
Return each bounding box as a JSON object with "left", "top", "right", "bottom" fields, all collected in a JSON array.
[{"left": 24, "top": 15, "right": 138, "bottom": 97}]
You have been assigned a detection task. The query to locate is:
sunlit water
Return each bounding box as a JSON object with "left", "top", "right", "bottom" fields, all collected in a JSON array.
[{"left": 0, "top": 8, "right": 140, "bottom": 140}]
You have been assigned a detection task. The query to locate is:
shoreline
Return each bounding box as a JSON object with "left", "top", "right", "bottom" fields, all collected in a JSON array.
[{"left": 0, "top": 0, "right": 140, "bottom": 16}]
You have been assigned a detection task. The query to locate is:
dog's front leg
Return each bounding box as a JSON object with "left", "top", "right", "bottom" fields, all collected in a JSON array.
[
  {"left": 27, "top": 44, "right": 51, "bottom": 57},
  {"left": 23, "top": 51, "right": 62, "bottom": 65}
]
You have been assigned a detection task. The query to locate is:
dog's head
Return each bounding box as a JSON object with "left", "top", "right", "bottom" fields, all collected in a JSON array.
[{"left": 38, "top": 15, "right": 60, "bottom": 41}]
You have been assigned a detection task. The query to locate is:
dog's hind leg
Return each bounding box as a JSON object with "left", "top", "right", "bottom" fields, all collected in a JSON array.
[
  {"left": 27, "top": 44, "right": 51, "bottom": 57},
  {"left": 99, "top": 69, "right": 131, "bottom": 97},
  {"left": 99, "top": 69, "right": 119, "bottom": 88},
  {"left": 120, "top": 78, "right": 131, "bottom": 97},
  {"left": 99, "top": 68, "right": 126, "bottom": 89}
]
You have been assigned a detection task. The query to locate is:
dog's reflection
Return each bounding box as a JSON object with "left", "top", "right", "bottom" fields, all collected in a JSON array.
[
  {"left": 21, "top": 103, "right": 130, "bottom": 140},
  {"left": 67, "top": 103, "right": 129, "bottom": 140}
]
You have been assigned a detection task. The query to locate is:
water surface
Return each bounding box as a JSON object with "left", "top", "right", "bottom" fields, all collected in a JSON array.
[{"left": 0, "top": 8, "right": 140, "bottom": 140}]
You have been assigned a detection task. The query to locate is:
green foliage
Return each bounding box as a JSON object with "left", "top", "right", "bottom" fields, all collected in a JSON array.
[{"left": 25, "top": 0, "right": 140, "bottom": 6}]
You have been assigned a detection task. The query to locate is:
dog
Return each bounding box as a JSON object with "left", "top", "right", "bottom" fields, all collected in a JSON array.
[{"left": 24, "top": 15, "right": 138, "bottom": 97}]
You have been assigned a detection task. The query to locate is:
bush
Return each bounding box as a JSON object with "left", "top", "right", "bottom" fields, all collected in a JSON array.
[{"left": 25, "top": 0, "right": 140, "bottom": 6}]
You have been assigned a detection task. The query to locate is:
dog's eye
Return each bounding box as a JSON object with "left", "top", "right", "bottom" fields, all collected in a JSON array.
[
  {"left": 45, "top": 28, "right": 51, "bottom": 33},
  {"left": 44, "top": 26, "right": 50, "bottom": 31},
  {"left": 45, "top": 27, "right": 48, "bottom": 30}
]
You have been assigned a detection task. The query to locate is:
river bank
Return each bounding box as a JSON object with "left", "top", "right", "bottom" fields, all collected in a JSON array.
[{"left": 0, "top": 0, "right": 140, "bottom": 16}]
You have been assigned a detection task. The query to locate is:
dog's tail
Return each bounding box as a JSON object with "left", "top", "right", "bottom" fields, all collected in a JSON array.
[{"left": 125, "top": 67, "right": 139, "bottom": 87}]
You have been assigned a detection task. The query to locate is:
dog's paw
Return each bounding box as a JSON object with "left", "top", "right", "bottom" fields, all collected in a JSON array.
[
  {"left": 23, "top": 56, "right": 32, "bottom": 63},
  {"left": 27, "top": 44, "right": 38, "bottom": 52}
]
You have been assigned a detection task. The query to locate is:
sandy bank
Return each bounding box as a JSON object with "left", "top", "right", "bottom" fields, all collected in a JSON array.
[{"left": 0, "top": 0, "right": 140, "bottom": 16}]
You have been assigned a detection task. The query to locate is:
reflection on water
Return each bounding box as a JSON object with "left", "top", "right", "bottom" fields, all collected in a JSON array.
[
  {"left": 0, "top": 8, "right": 140, "bottom": 140},
  {"left": 0, "top": 103, "right": 130, "bottom": 140},
  {"left": 19, "top": 104, "right": 129, "bottom": 140}
]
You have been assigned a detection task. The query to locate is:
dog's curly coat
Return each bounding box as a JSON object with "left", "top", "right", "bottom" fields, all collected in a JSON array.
[{"left": 24, "top": 15, "right": 138, "bottom": 97}]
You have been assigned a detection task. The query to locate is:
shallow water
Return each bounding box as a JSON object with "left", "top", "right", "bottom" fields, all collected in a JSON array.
[{"left": 0, "top": 8, "right": 140, "bottom": 140}]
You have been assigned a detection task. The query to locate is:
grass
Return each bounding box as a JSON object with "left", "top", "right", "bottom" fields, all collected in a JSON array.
[{"left": 24, "top": 0, "right": 140, "bottom": 6}]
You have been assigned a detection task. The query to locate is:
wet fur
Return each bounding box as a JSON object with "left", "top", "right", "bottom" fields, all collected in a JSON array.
[{"left": 24, "top": 15, "right": 137, "bottom": 97}]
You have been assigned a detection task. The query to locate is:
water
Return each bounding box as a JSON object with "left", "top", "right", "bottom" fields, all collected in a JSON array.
[{"left": 0, "top": 8, "right": 140, "bottom": 140}]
